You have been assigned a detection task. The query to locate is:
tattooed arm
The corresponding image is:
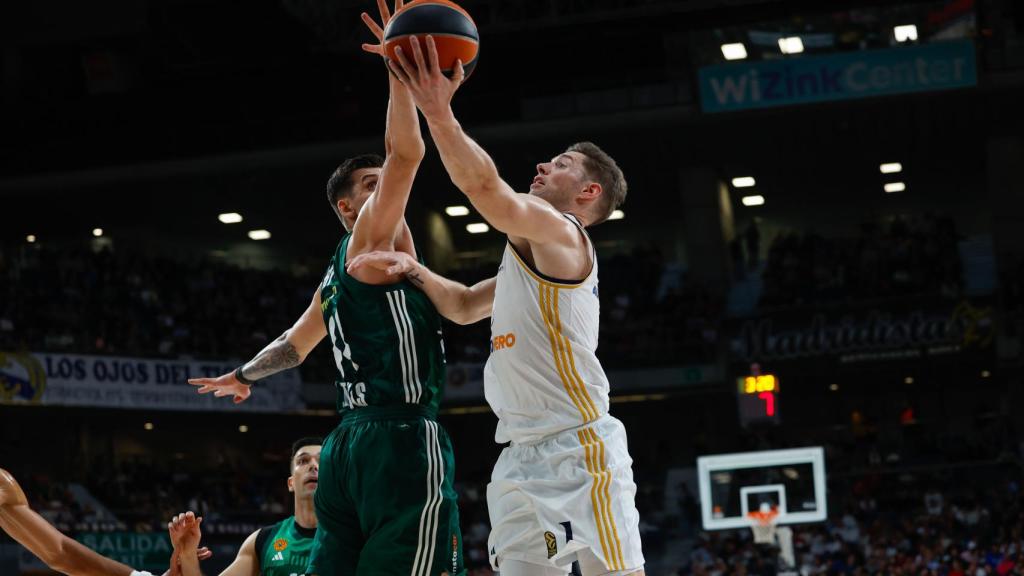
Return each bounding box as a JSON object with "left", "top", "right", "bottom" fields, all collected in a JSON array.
[
  {"left": 188, "top": 290, "right": 328, "bottom": 403},
  {"left": 347, "top": 250, "right": 495, "bottom": 325}
]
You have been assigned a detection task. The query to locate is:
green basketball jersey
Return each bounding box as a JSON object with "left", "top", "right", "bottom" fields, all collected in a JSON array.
[
  {"left": 319, "top": 235, "right": 447, "bottom": 415},
  {"left": 255, "top": 516, "right": 315, "bottom": 576}
]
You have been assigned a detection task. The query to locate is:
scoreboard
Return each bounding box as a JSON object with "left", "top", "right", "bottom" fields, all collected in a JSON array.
[{"left": 737, "top": 373, "right": 780, "bottom": 427}]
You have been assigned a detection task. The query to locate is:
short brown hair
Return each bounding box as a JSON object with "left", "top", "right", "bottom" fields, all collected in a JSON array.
[
  {"left": 326, "top": 154, "right": 384, "bottom": 220},
  {"left": 567, "top": 142, "right": 627, "bottom": 225}
]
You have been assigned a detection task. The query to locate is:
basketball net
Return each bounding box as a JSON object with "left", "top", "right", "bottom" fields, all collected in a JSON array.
[{"left": 747, "top": 508, "right": 779, "bottom": 544}]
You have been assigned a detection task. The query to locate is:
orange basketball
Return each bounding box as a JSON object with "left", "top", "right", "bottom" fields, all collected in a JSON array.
[{"left": 383, "top": 0, "right": 479, "bottom": 80}]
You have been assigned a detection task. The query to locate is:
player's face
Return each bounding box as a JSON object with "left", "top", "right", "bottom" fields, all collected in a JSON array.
[
  {"left": 289, "top": 445, "right": 321, "bottom": 499},
  {"left": 347, "top": 167, "right": 382, "bottom": 216},
  {"left": 529, "top": 152, "right": 588, "bottom": 209}
]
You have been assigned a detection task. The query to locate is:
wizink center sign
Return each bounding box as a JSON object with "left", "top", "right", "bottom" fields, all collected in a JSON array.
[{"left": 699, "top": 40, "right": 976, "bottom": 113}]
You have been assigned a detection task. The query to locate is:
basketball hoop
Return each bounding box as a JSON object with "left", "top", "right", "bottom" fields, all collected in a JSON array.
[{"left": 747, "top": 509, "right": 779, "bottom": 544}]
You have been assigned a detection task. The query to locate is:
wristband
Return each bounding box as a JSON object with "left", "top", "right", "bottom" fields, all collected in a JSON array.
[{"left": 234, "top": 366, "right": 256, "bottom": 386}]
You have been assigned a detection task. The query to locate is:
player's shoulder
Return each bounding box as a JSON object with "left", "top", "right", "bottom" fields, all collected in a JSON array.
[{"left": 252, "top": 518, "right": 286, "bottom": 556}]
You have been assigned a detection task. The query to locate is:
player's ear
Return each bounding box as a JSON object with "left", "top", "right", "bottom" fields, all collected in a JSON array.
[
  {"left": 578, "top": 182, "right": 602, "bottom": 207},
  {"left": 338, "top": 197, "right": 357, "bottom": 221},
  {"left": 287, "top": 475, "right": 295, "bottom": 494}
]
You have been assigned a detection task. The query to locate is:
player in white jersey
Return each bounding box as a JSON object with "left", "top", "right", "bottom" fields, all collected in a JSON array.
[{"left": 348, "top": 36, "right": 645, "bottom": 576}]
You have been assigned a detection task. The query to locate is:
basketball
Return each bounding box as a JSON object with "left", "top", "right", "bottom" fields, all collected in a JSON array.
[{"left": 383, "top": 0, "right": 479, "bottom": 80}]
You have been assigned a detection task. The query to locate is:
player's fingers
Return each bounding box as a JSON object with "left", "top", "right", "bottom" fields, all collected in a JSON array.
[
  {"left": 213, "top": 389, "right": 230, "bottom": 397},
  {"left": 392, "top": 47, "right": 416, "bottom": 81},
  {"left": 196, "top": 385, "right": 217, "bottom": 394},
  {"left": 395, "top": 0, "right": 404, "bottom": 11},
  {"left": 187, "top": 378, "right": 212, "bottom": 386},
  {"left": 361, "top": 12, "right": 384, "bottom": 39},
  {"left": 409, "top": 37, "right": 427, "bottom": 77},
  {"left": 387, "top": 265, "right": 401, "bottom": 276},
  {"left": 425, "top": 35, "right": 440, "bottom": 77},
  {"left": 376, "top": 0, "right": 391, "bottom": 23},
  {"left": 362, "top": 43, "right": 384, "bottom": 55},
  {"left": 452, "top": 59, "right": 465, "bottom": 85},
  {"left": 197, "top": 548, "right": 213, "bottom": 561},
  {"left": 234, "top": 395, "right": 246, "bottom": 404}
]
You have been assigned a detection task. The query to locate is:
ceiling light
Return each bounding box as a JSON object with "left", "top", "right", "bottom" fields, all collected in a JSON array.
[
  {"left": 144, "top": 422, "right": 154, "bottom": 431},
  {"left": 884, "top": 182, "right": 906, "bottom": 193},
  {"left": 894, "top": 25, "right": 918, "bottom": 42},
  {"left": 466, "top": 223, "right": 489, "bottom": 234},
  {"left": 26, "top": 235, "right": 36, "bottom": 243},
  {"left": 218, "top": 212, "right": 243, "bottom": 224},
  {"left": 904, "top": 376, "right": 914, "bottom": 384},
  {"left": 445, "top": 205, "right": 470, "bottom": 217},
  {"left": 829, "top": 383, "right": 839, "bottom": 392},
  {"left": 92, "top": 228, "right": 104, "bottom": 237},
  {"left": 879, "top": 162, "right": 903, "bottom": 174},
  {"left": 608, "top": 210, "right": 625, "bottom": 221},
  {"left": 741, "top": 195, "right": 765, "bottom": 207},
  {"left": 239, "top": 425, "right": 249, "bottom": 433},
  {"left": 732, "top": 176, "right": 756, "bottom": 188},
  {"left": 778, "top": 37, "right": 804, "bottom": 55},
  {"left": 248, "top": 229, "right": 271, "bottom": 240},
  {"left": 981, "top": 370, "right": 991, "bottom": 378},
  {"left": 721, "top": 43, "right": 748, "bottom": 61}
]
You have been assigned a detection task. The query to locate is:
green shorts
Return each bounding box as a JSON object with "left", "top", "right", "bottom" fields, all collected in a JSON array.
[{"left": 308, "top": 405, "right": 465, "bottom": 576}]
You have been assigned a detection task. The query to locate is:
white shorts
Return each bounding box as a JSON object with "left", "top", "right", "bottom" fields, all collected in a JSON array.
[{"left": 487, "top": 414, "right": 645, "bottom": 575}]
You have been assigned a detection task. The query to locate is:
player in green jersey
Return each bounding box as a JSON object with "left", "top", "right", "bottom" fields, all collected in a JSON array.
[
  {"left": 168, "top": 438, "right": 321, "bottom": 576},
  {"left": 186, "top": 3, "right": 464, "bottom": 574}
]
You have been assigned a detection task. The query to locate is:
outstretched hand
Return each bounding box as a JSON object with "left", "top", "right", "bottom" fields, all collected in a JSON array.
[
  {"left": 361, "top": 0, "right": 405, "bottom": 57},
  {"left": 347, "top": 250, "right": 418, "bottom": 278},
  {"left": 188, "top": 371, "right": 251, "bottom": 404},
  {"left": 164, "top": 511, "right": 212, "bottom": 576},
  {"left": 387, "top": 35, "right": 465, "bottom": 119}
]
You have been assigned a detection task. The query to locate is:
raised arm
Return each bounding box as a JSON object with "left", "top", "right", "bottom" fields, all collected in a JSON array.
[
  {"left": 348, "top": 250, "right": 494, "bottom": 325},
  {"left": 388, "top": 36, "right": 577, "bottom": 245},
  {"left": 1, "top": 468, "right": 136, "bottom": 576},
  {"left": 350, "top": 0, "right": 424, "bottom": 254},
  {"left": 189, "top": 289, "right": 327, "bottom": 403}
]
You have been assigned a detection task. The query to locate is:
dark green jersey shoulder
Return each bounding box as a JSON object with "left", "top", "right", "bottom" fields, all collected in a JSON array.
[
  {"left": 319, "top": 235, "right": 447, "bottom": 415},
  {"left": 256, "top": 516, "right": 315, "bottom": 576}
]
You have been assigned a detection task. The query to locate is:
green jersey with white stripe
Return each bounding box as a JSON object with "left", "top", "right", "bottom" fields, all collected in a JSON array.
[{"left": 318, "top": 234, "right": 447, "bottom": 415}]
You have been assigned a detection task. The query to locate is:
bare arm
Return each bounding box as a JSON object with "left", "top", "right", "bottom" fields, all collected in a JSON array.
[
  {"left": 217, "top": 530, "right": 260, "bottom": 576},
  {"left": 351, "top": 5, "right": 424, "bottom": 255},
  {"left": 348, "top": 251, "right": 494, "bottom": 325},
  {"left": 189, "top": 290, "right": 326, "bottom": 403},
  {"left": 388, "top": 36, "right": 577, "bottom": 245},
  {"left": 0, "top": 469, "right": 133, "bottom": 576}
]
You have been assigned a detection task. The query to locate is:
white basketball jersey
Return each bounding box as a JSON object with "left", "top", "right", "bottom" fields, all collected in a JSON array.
[{"left": 484, "top": 215, "right": 610, "bottom": 444}]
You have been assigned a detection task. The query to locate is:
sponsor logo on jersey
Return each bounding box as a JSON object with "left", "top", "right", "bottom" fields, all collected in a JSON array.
[
  {"left": 452, "top": 534, "right": 459, "bottom": 572},
  {"left": 274, "top": 538, "right": 289, "bottom": 552},
  {"left": 272, "top": 551, "right": 284, "bottom": 562},
  {"left": 544, "top": 531, "right": 558, "bottom": 558},
  {"left": 490, "top": 332, "right": 516, "bottom": 352}
]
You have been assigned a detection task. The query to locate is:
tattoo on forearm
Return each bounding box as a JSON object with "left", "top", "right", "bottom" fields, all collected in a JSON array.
[
  {"left": 407, "top": 271, "right": 425, "bottom": 287},
  {"left": 242, "top": 333, "right": 301, "bottom": 381}
]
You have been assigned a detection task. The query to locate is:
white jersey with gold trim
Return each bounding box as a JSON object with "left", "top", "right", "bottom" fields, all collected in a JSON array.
[{"left": 483, "top": 216, "right": 610, "bottom": 445}]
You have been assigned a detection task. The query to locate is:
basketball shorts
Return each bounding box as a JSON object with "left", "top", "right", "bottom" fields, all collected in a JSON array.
[
  {"left": 308, "top": 405, "right": 465, "bottom": 576},
  {"left": 486, "top": 414, "right": 644, "bottom": 575}
]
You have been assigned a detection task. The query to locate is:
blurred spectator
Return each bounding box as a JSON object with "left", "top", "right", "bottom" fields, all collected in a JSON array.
[{"left": 759, "top": 214, "right": 963, "bottom": 308}]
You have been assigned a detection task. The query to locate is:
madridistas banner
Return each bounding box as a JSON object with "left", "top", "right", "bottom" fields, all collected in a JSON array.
[
  {"left": 0, "top": 352, "right": 304, "bottom": 412},
  {"left": 728, "top": 299, "right": 993, "bottom": 365}
]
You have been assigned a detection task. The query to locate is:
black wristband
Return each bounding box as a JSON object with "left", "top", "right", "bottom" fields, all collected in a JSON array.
[{"left": 234, "top": 366, "right": 257, "bottom": 386}]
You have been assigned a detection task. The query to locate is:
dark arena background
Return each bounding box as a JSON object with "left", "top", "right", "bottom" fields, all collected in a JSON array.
[{"left": 2, "top": 0, "right": 1024, "bottom": 574}]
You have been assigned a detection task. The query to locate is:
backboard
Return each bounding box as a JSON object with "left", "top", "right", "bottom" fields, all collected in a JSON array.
[{"left": 697, "top": 447, "right": 827, "bottom": 530}]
